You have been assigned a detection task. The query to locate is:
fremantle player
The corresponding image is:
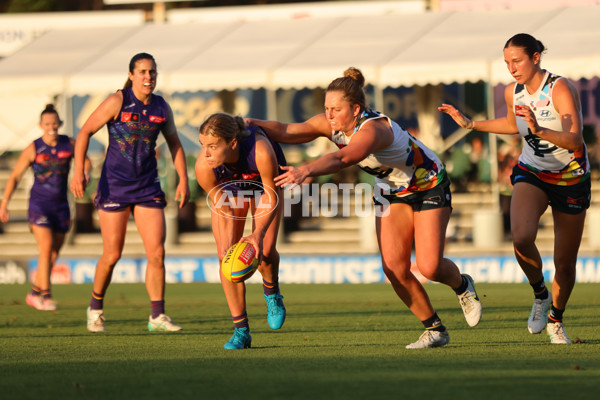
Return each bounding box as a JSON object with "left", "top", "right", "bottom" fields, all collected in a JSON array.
[
  {"left": 70, "top": 53, "right": 190, "bottom": 333},
  {"left": 195, "top": 113, "right": 286, "bottom": 349},
  {"left": 1, "top": 105, "right": 82, "bottom": 311}
]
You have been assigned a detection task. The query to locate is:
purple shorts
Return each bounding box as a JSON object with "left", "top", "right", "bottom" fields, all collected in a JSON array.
[
  {"left": 28, "top": 201, "right": 71, "bottom": 233},
  {"left": 94, "top": 192, "right": 167, "bottom": 212}
]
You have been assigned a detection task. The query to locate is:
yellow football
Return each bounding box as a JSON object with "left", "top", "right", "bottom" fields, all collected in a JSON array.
[{"left": 221, "top": 242, "right": 259, "bottom": 283}]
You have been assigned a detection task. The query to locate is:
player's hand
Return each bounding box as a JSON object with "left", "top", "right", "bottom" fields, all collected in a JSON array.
[
  {"left": 274, "top": 165, "right": 308, "bottom": 190},
  {"left": 438, "top": 103, "right": 473, "bottom": 130},
  {"left": 175, "top": 180, "right": 190, "bottom": 209},
  {"left": 0, "top": 206, "right": 9, "bottom": 224},
  {"left": 244, "top": 118, "right": 260, "bottom": 128},
  {"left": 70, "top": 170, "right": 87, "bottom": 199},
  {"left": 515, "top": 105, "right": 541, "bottom": 135},
  {"left": 239, "top": 233, "right": 263, "bottom": 265}
]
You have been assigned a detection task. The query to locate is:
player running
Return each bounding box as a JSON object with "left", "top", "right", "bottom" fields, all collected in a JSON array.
[{"left": 439, "top": 33, "right": 589, "bottom": 344}]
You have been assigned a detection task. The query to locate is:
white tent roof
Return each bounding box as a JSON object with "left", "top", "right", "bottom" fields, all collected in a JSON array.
[
  {"left": 1, "top": 5, "right": 598, "bottom": 94},
  {"left": 490, "top": 5, "right": 600, "bottom": 84},
  {"left": 0, "top": 5, "right": 598, "bottom": 152}
]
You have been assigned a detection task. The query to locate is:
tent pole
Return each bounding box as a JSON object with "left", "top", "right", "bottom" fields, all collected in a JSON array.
[
  {"left": 373, "top": 83, "right": 384, "bottom": 113},
  {"left": 486, "top": 67, "right": 500, "bottom": 213},
  {"left": 266, "top": 86, "right": 277, "bottom": 121}
]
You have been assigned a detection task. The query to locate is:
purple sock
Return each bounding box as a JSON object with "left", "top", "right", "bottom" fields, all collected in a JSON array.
[
  {"left": 151, "top": 300, "right": 165, "bottom": 319},
  {"left": 263, "top": 279, "right": 279, "bottom": 296},
  {"left": 232, "top": 312, "right": 249, "bottom": 329},
  {"left": 89, "top": 291, "right": 104, "bottom": 310},
  {"left": 30, "top": 286, "right": 41, "bottom": 297}
]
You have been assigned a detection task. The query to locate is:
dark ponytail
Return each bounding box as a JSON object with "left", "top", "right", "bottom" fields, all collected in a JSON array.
[
  {"left": 40, "top": 104, "right": 60, "bottom": 121},
  {"left": 504, "top": 33, "right": 546, "bottom": 60}
]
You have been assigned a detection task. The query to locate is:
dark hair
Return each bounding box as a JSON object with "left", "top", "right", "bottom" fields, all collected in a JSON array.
[
  {"left": 504, "top": 33, "right": 546, "bottom": 60},
  {"left": 124, "top": 52, "right": 156, "bottom": 89},
  {"left": 199, "top": 113, "right": 249, "bottom": 143},
  {"left": 326, "top": 67, "right": 367, "bottom": 111},
  {"left": 40, "top": 104, "right": 60, "bottom": 121}
]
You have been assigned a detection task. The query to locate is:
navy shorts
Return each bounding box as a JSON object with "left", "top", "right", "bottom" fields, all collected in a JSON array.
[
  {"left": 374, "top": 175, "right": 452, "bottom": 212},
  {"left": 28, "top": 201, "right": 71, "bottom": 233},
  {"left": 510, "top": 165, "right": 590, "bottom": 215}
]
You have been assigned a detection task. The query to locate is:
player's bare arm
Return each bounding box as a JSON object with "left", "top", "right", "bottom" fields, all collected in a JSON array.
[{"left": 247, "top": 114, "right": 331, "bottom": 144}]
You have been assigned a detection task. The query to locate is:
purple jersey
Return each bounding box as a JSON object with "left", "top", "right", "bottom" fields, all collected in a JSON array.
[
  {"left": 212, "top": 126, "right": 286, "bottom": 192},
  {"left": 29, "top": 134, "right": 73, "bottom": 204},
  {"left": 28, "top": 135, "right": 73, "bottom": 232},
  {"left": 96, "top": 88, "right": 168, "bottom": 204}
]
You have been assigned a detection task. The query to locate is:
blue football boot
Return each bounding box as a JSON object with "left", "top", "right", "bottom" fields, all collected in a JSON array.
[
  {"left": 224, "top": 327, "right": 252, "bottom": 350},
  {"left": 264, "top": 291, "right": 286, "bottom": 330}
]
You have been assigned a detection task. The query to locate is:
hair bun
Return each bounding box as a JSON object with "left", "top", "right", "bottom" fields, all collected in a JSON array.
[{"left": 44, "top": 104, "right": 55, "bottom": 111}]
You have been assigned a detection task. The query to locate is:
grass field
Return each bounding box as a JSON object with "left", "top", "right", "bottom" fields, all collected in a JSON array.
[{"left": 1, "top": 282, "right": 600, "bottom": 400}]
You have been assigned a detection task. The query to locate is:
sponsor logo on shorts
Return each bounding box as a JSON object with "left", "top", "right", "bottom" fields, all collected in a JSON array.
[
  {"left": 566, "top": 196, "right": 584, "bottom": 208},
  {"left": 423, "top": 195, "right": 442, "bottom": 206},
  {"left": 102, "top": 202, "right": 121, "bottom": 209}
]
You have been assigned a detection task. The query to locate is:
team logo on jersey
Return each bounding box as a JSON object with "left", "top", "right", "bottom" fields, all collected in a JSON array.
[
  {"left": 57, "top": 151, "right": 72, "bottom": 159},
  {"left": 242, "top": 173, "right": 260, "bottom": 180},
  {"left": 121, "top": 112, "right": 139, "bottom": 122},
  {"left": 523, "top": 132, "right": 557, "bottom": 157},
  {"left": 142, "top": 109, "right": 147, "bottom": 116},
  {"left": 35, "top": 154, "right": 50, "bottom": 163},
  {"left": 149, "top": 115, "right": 165, "bottom": 123}
]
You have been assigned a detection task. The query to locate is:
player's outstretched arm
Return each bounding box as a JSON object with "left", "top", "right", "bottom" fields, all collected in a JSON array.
[{"left": 246, "top": 114, "right": 331, "bottom": 144}]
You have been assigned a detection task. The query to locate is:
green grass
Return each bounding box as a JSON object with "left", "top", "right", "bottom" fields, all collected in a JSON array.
[{"left": 1, "top": 283, "right": 600, "bottom": 400}]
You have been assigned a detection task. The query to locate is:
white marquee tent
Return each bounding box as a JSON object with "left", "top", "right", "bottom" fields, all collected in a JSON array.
[{"left": 0, "top": 4, "right": 599, "bottom": 153}]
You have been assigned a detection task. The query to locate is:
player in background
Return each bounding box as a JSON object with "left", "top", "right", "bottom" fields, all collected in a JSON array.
[
  {"left": 246, "top": 67, "right": 482, "bottom": 349},
  {"left": 195, "top": 113, "right": 286, "bottom": 350},
  {"left": 0, "top": 105, "right": 86, "bottom": 310},
  {"left": 70, "top": 52, "right": 190, "bottom": 333},
  {"left": 439, "top": 33, "right": 589, "bottom": 344}
]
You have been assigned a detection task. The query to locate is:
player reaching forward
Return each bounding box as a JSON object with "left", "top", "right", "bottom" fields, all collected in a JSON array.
[
  {"left": 196, "top": 112, "right": 286, "bottom": 349},
  {"left": 247, "top": 67, "right": 482, "bottom": 349}
]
